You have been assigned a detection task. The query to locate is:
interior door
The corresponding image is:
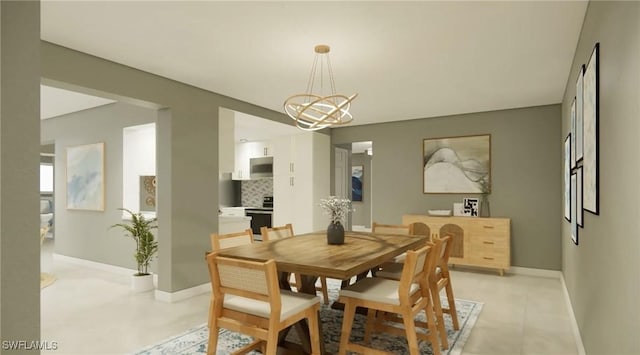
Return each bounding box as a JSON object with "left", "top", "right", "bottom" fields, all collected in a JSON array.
[{"left": 334, "top": 146, "right": 351, "bottom": 229}]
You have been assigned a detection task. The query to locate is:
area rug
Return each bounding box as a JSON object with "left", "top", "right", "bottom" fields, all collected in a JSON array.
[
  {"left": 40, "top": 272, "right": 56, "bottom": 289},
  {"left": 134, "top": 280, "right": 482, "bottom": 355}
]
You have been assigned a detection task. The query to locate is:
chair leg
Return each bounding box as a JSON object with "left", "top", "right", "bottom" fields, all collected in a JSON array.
[
  {"left": 265, "top": 328, "right": 279, "bottom": 355},
  {"left": 307, "top": 308, "right": 322, "bottom": 355},
  {"left": 206, "top": 320, "right": 219, "bottom": 355},
  {"left": 207, "top": 295, "right": 213, "bottom": 328},
  {"left": 445, "top": 281, "right": 460, "bottom": 330},
  {"left": 401, "top": 310, "right": 420, "bottom": 355},
  {"left": 338, "top": 299, "right": 356, "bottom": 355},
  {"left": 430, "top": 283, "right": 449, "bottom": 349},
  {"left": 423, "top": 301, "right": 442, "bottom": 355},
  {"left": 364, "top": 308, "right": 376, "bottom": 344}
]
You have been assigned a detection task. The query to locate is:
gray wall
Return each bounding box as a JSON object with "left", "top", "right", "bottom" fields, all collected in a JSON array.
[
  {"left": 351, "top": 153, "right": 372, "bottom": 227},
  {"left": 332, "top": 104, "right": 561, "bottom": 270},
  {"left": 41, "top": 102, "right": 157, "bottom": 270},
  {"left": 562, "top": 2, "right": 640, "bottom": 353},
  {"left": 0, "top": 1, "right": 41, "bottom": 348},
  {"left": 42, "top": 41, "right": 296, "bottom": 292}
]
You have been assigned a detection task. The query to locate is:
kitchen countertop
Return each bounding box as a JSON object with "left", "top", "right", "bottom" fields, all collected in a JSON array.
[{"left": 218, "top": 215, "right": 251, "bottom": 222}]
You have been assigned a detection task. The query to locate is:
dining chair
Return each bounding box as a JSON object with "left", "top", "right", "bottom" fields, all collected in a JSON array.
[
  {"left": 337, "top": 243, "right": 441, "bottom": 355},
  {"left": 261, "top": 224, "right": 330, "bottom": 305},
  {"left": 433, "top": 234, "right": 460, "bottom": 330},
  {"left": 205, "top": 252, "right": 322, "bottom": 355},
  {"left": 365, "top": 222, "right": 417, "bottom": 278},
  {"left": 208, "top": 229, "right": 254, "bottom": 327},
  {"left": 210, "top": 228, "right": 254, "bottom": 251},
  {"left": 377, "top": 236, "right": 451, "bottom": 349}
]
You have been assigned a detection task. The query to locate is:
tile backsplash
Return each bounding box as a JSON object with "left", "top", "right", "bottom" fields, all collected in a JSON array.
[{"left": 241, "top": 179, "right": 273, "bottom": 207}]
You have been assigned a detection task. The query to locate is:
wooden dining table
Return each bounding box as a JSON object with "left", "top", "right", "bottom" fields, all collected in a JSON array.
[{"left": 216, "top": 230, "right": 429, "bottom": 354}]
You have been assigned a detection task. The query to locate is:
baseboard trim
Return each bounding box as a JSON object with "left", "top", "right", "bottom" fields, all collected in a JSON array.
[
  {"left": 507, "top": 266, "right": 562, "bottom": 278},
  {"left": 561, "top": 274, "right": 587, "bottom": 355},
  {"left": 53, "top": 253, "right": 137, "bottom": 276},
  {"left": 155, "top": 283, "right": 210, "bottom": 303}
]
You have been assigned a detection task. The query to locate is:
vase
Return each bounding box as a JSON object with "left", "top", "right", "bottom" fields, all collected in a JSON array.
[
  {"left": 131, "top": 273, "right": 154, "bottom": 293},
  {"left": 480, "top": 194, "right": 491, "bottom": 217},
  {"left": 327, "top": 221, "right": 345, "bottom": 245}
]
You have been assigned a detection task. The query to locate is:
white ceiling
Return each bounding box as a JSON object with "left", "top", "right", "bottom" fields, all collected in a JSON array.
[
  {"left": 233, "top": 110, "right": 300, "bottom": 143},
  {"left": 40, "top": 1, "right": 587, "bottom": 127},
  {"left": 41, "top": 85, "right": 115, "bottom": 119}
]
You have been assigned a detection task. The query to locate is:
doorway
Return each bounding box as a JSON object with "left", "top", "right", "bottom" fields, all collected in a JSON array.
[{"left": 351, "top": 141, "right": 373, "bottom": 230}]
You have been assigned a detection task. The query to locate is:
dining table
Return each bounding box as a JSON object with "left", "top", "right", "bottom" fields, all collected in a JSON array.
[{"left": 216, "top": 230, "right": 429, "bottom": 355}]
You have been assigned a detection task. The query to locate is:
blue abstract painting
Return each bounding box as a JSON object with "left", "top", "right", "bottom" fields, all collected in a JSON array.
[
  {"left": 66, "top": 142, "right": 104, "bottom": 211},
  {"left": 352, "top": 165, "right": 363, "bottom": 202}
]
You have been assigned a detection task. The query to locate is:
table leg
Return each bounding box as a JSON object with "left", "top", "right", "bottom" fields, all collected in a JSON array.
[
  {"left": 298, "top": 274, "right": 326, "bottom": 355},
  {"left": 277, "top": 273, "right": 327, "bottom": 355}
]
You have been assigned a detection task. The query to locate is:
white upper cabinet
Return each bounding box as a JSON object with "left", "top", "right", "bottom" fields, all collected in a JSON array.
[
  {"left": 273, "top": 132, "right": 330, "bottom": 234},
  {"left": 233, "top": 140, "right": 273, "bottom": 180}
]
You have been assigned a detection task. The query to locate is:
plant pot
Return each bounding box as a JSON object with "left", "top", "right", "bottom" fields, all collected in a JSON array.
[
  {"left": 327, "top": 222, "right": 345, "bottom": 245},
  {"left": 131, "top": 273, "right": 154, "bottom": 293}
]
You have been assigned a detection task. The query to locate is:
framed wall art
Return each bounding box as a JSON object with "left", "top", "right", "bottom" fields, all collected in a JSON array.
[
  {"left": 583, "top": 42, "right": 599, "bottom": 214},
  {"left": 571, "top": 172, "right": 578, "bottom": 245},
  {"left": 66, "top": 142, "right": 105, "bottom": 211},
  {"left": 423, "top": 134, "right": 491, "bottom": 194},
  {"left": 463, "top": 197, "right": 480, "bottom": 217},
  {"left": 139, "top": 175, "right": 157, "bottom": 212},
  {"left": 564, "top": 134, "right": 571, "bottom": 222},
  {"left": 351, "top": 165, "right": 363, "bottom": 202},
  {"left": 575, "top": 65, "right": 585, "bottom": 162},
  {"left": 576, "top": 167, "right": 583, "bottom": 227},
  {"left": 570, "top": 97, "right": 577, "bottom": 169}
]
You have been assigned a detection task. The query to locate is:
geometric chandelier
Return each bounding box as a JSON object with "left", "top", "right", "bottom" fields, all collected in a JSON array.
[{"left": 284, "top": 44, "right": 358, "bottom": 131}]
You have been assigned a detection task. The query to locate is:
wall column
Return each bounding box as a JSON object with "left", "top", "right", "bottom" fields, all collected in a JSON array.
[{"left": 0, "top": 0, "right": 41, "bottom": 351}]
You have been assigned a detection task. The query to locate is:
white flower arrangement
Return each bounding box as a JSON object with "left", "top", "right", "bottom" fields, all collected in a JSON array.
[{"left": 319, "top": 196, "right": 354, "bottom": 224}]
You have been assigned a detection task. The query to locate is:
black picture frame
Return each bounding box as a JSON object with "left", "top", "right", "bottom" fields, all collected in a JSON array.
[
  {"left": 571, "top": 172, "right": 578, "bottom": 245},
  {"left": 583, "top": 42, "right": 599, "bottom": 215},
  {"left": 570, "top": 97, "right": 577, "bottom": 169},
  {"left": 575, "top": 65, "right": 585, "bottom": 162},
  {"left": 564, "top": 134, "right": 571, "bottom": 222},
  {"left": 576, "top": 167, "right": 584, "bottom": 227}
]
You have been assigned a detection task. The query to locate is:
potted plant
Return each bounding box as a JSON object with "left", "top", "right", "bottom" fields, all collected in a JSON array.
[
  {"left": 320, "top": 196, "right": 354, "bottom": 245},
  {"left": 110, "top": 208, "right": 158, "bottom": 293}
]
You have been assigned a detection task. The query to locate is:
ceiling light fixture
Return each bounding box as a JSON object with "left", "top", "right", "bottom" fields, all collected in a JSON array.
[{"left": 284, "top": 45, "right": 357, "bottom": 131}]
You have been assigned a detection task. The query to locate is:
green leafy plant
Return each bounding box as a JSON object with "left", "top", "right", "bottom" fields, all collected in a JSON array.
[
  {"left": 110, "top": 208, "right": 158, "bottom": 276},
  {"left": 319, "top": 196, "right": 354, "bottom": 224}
]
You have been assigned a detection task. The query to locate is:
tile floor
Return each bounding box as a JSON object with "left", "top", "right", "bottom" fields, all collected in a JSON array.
[{"left": 40, "top": 238, "right": 579, "bottom": 355}]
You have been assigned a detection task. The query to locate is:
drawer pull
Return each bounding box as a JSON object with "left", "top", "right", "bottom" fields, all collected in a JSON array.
[
  {"left": 483, "top": 257, "right": 495, "bottom": 260},
  {"left": 483, "top": 241, "right": 495, "bottom": 245},
  {"left": 483, "top": 225, "right": 495, "bottom": 229}
]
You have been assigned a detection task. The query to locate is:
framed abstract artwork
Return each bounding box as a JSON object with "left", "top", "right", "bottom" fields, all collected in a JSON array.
[
  {"left": 571, "top": 172, "right": 578, "bottom": 245},
  {"left": 463, "top": 197, "right": 480, "bottom": 217},
  {"left": 583, "top": 42, "right": 599, "bottom": 215},
  {"left": 66, "top": 142, "right": 105, "bottom": 211},
  {"left": 351, "top": 165, "right": 363, "bottom": 202},
  {"left": 575, "top": 65, "right": 585, "bottom": 162},
  {"left": 564, "top": 134, "right": 571, "bottom": 222},
  {"left": 423, "top": 134, "right": 491, "bottom": 194}
]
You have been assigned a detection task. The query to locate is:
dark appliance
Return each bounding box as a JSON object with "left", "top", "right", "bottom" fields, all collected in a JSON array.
[
  {"left": 249, "top": 157, "right": 273, "bottom": 179},
  {"left": 245, "top": 196, "right": 274, "bottom": 236}
]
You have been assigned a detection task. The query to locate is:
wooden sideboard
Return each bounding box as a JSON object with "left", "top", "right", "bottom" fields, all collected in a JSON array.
[{"left": 402, "top": 215, "right": 511, "bottom": 275}]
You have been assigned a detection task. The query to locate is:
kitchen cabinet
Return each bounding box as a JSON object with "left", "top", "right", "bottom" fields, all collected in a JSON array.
[
  {"left": 232, "top": 140, "right": 273, "bottom": 180},
  {"left": 273, "top": 132, "right": 330, "bottom": 234}
]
